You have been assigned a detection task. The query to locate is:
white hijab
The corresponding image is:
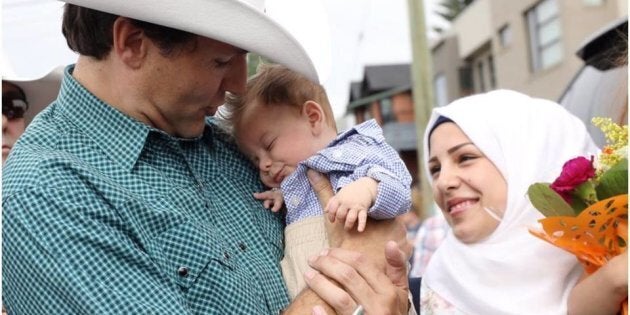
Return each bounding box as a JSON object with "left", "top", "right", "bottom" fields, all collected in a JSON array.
[{"left": 422, "top": 90, "right": 600, "bottom": 315}]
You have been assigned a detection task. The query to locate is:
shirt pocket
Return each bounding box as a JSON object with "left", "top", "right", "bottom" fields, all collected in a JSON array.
[{"left": 149, "top": 220, "right": 234, "bottom": 291}]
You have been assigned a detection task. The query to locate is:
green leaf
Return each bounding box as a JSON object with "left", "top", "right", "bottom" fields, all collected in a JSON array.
[
  {"left": 527, "top": 183, "right": 576, "bottom": 217},
  {"left": 574, "top": 180, "right": 598, "bottom": 204},
  {"left": 596, "top": 158, "right": 628, "bottom": 200}
]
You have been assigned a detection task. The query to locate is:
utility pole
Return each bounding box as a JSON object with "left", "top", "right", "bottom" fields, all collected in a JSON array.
[{"left": 407, "top": 0, "right": 435, "bottom": 218}]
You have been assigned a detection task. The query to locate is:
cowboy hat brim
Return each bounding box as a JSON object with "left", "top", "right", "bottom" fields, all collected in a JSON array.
[
  {"left": 4, "top": 66, "right": 64, "bottom": 125},
  {"left": 60, "top": 0, "right": 319, "bottom": 83}
]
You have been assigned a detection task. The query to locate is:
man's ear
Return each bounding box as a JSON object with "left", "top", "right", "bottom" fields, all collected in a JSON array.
[
  {"left": 302, "top": 100, "right": 327, "bottom": 135},
  {"left": 112, "top": 17, "right": 148, "bottom": 69}
]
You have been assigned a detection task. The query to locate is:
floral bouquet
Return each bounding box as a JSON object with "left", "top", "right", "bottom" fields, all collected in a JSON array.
[{"left": 527, "top": 117, "right": 627, "bottom": 314}]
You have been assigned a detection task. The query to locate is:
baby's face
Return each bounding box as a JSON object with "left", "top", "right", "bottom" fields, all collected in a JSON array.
[
  {"left": 259, "top": 169, "right": 280, "bottom": 188},
  {"left": 236, "top": 101, "right": 322, "bottom": 187}
]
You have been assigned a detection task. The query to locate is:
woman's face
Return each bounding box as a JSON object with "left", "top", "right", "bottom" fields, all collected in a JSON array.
[{"left": 428, "top": 122, "right": 507, "bottom": 243}]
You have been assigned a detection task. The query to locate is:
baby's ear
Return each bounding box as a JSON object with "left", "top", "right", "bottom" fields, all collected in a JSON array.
[{"left": 302, "top": 100, "right": 326, "bottom": 134}]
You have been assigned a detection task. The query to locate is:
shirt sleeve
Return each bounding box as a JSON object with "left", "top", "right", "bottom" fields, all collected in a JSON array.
[
  {"left": 326, "top": 143, "right": 412, "bottom": 220},
  {"left": 367, "top": 164, "right": 412, "bottom": 219},
  {"left": 2, "top": 187, "right": 191, "bottom": 314}
]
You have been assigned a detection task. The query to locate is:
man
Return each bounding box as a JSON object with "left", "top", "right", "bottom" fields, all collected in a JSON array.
[
  {"left": 2, "top": 67, "right": 63, "bottom": 165},
  {"left": 2, "top": 0, "right": 412, "bottom": 314}
]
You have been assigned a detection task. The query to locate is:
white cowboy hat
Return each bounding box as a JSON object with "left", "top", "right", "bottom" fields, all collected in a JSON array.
[
  {"left": 59, "top": 0, "right": 319, "bottom": 83},
  {"left": 4, "top": 66, "right": 64, "bottom": 125}
]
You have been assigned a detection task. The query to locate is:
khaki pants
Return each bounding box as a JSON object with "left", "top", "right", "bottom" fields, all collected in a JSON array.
[{"left": 280, "top": 216, "right": 330, "bottom": 299}]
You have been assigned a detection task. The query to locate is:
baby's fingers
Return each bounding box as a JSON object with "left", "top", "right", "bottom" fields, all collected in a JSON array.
[
  {"left": 263, "top": 199, "right": 273, "bottom": 209},
  {"left": 345, "top": 208, "right": 359, "bottom": 230},
  {"left": 357, "top": 210, "right": 368, "bottom": 232},
  {"left": 253, "top": 191, "right": 274, "bottom": 200},
  {"left": 271, "top": 197, "right": 284, "bottom": 212},
  {"left": 326, "top": 197, "right": 340, "bottom": 222}
]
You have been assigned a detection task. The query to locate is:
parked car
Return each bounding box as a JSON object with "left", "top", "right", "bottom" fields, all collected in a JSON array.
[{"left": 559, "top": 17, "right": 627, "bottom": 147}]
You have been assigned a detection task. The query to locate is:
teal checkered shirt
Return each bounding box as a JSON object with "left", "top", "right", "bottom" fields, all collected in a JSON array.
[{"left": 3, "top": 66, "right": 290, "bottom": 314}]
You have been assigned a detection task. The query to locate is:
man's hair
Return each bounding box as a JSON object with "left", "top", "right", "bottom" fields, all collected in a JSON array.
[
  {"left": 225, "top": 64, "right": 336, "bottom": 134},
  {"left": 62, "top": 4, "right": 197, "bottom": 60}
]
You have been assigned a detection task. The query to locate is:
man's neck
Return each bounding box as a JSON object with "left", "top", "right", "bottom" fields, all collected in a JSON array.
[{"left": 72, "top": 56, "right": 155, "bottom": 129}]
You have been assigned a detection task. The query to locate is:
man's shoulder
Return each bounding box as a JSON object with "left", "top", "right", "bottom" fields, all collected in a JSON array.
[{"left": 3, "top": 113, "right": 102, "bottom": 196}]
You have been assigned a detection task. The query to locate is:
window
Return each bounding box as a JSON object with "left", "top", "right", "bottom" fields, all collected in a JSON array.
[
  {"left": 582, "top": 0, "right": 604, "bottom": 6},
  {"left": 499, "top": 24, "right": 512, "bottom": 48},
  {"left": 488, "top": 55, "right": 496, "bottom": 89},
  {"left": 434, "top": 73, "right": 448, "bottom": 107},
  {"left": 380, "top": 98, "right": 395, "bottom": 123},
  {"left": 526, "top": 0, "right": 563, "bottom": 71},
  {"left": 458, "top": 65, "right": 474, "bottom": 96},
  {"left": 477, "top": 61, "right": 486, "bottom": 92}
]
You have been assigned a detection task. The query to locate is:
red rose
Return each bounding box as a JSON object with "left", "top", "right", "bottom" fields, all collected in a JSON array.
[{"left": 550, "top": 156, "right": 596, "bottom": 203}]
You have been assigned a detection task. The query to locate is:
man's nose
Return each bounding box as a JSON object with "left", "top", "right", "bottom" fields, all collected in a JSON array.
[
  {"left": 222, "top": 54, "right": 247, "bottom": 95},
  {"left": 2, "top": 114, "right": 8, "bottom": 133}
]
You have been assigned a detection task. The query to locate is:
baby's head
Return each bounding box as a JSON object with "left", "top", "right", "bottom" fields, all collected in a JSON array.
[{"left": 225, "top": 64, "right": 338, "bottom": 187}]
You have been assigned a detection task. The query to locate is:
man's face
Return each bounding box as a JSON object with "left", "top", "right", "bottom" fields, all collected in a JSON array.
[
  {"left": 2, "top": 81, "right": 28, "bottom": 165},
  {"left": 143, "top": 36, "right": 248, "bottom": 138}
]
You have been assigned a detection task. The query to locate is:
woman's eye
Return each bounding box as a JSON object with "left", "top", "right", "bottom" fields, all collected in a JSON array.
[
  {"left": 429, "top": 165, "right": 440, "bottom": 176},
  {"left": 459, "top": 155, "right": 477, "bottom": 163}
]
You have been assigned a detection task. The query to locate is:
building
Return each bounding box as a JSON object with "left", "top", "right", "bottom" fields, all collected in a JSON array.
[
  {"left": 346, "top": 0, "right": 626, "bottom": 187},
  {"left": 432, "top": 0, "right": 627, "bottom": 103},
  {"left": 347, "top": 64, "right": 419, "bottom": 185}
]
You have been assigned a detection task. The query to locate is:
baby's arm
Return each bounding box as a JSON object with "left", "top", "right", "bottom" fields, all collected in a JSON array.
[
  {"left": 568, "top": 251, "right": 628, "bottom": 315},
  {"left": 326, "top": 177, "right": 378, "bottom": 232},
  {"left": 253, "top": 189, "right": 284, "bottom": 212}
]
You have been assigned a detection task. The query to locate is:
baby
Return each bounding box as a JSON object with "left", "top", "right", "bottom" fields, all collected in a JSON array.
[{"left": 224, "top": 64, "right": 412, "bottom": 298}]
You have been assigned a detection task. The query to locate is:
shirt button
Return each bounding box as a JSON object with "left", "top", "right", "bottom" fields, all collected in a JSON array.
[
  {"left": 239, "top": 243, "right": 247, "bottom": 251},
  {"left": 224, "top": 251, "right": 230, "bottom": 260},
  {"left": 332, "top": 149, "right": 343, "bottom": 159},
  {"left": 290, "top": 196, "right": 301, "bottom": 207},
  {"left": 177, "top": 266, "right": 189, "bottom": 277}
]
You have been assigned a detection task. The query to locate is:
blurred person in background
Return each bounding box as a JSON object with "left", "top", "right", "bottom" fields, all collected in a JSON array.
[{"left": 2, "top": 67, "right": 63, "bottom": 165}]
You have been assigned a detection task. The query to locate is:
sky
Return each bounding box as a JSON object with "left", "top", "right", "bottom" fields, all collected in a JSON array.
[{"left": 2, "top": 0, "right": 446, "bottom": 120}]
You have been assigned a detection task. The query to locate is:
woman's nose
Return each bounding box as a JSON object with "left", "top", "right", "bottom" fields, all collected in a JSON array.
[{"left": 435, "top": 166, "right": 461, "bottom": 192}]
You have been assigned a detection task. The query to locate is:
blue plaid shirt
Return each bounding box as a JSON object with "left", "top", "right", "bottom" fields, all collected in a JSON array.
[
  {"left": 282, "top": 119, "right": 412, "bottom": 224},
  {"left": 2, "top": 66, "right": 289, "bottom": 314}
]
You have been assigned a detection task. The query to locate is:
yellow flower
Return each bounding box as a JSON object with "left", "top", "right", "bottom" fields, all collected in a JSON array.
[{"left": 592, "top": 117, "right": 628, "bottom": 177}]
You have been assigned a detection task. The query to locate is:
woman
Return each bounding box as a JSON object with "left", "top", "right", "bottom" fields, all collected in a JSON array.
[{"left": 421, "top": 90, "right": 626, "bottom": 314}]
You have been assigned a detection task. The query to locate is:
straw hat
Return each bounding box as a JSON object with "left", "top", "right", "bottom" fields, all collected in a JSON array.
[
  {"left": 60, "top": 0, "right": 319, "bottom": 83},
  {"left": 4, "top": 66, "right": 64, "bottom": 125}
]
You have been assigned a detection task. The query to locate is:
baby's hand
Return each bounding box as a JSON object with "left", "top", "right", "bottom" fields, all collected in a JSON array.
[
  {"left": 253, "top": 188, "right": 284, "bottom": 212},
  {"left": 325, "top": 177, "right": 378, "bottom": 232}
]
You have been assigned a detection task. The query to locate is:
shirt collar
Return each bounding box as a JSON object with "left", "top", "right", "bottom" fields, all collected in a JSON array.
[
  {"left": 57, "top": 65, "right": 152, "bottom": 171},
  {"left": 329, "top": 119, "right": 384, "bottom": 146}
]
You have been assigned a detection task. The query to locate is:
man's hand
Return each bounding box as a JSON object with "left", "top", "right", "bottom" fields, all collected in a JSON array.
[{"left": 301, "top": 169, "right": 412, "bottom": 315}]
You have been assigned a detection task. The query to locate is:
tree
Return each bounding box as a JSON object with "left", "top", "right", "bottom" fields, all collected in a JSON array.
[
  {"left": 247, "top": 53, "right": 273, "bottom": 76},
  {"left": 434, "top": 0, "right": 474, "bottom": 22}
]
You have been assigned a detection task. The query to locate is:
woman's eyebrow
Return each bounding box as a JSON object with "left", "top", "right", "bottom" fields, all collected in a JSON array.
[{"left": 428, "top": 142, "right": 475, "bottom": 164}]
